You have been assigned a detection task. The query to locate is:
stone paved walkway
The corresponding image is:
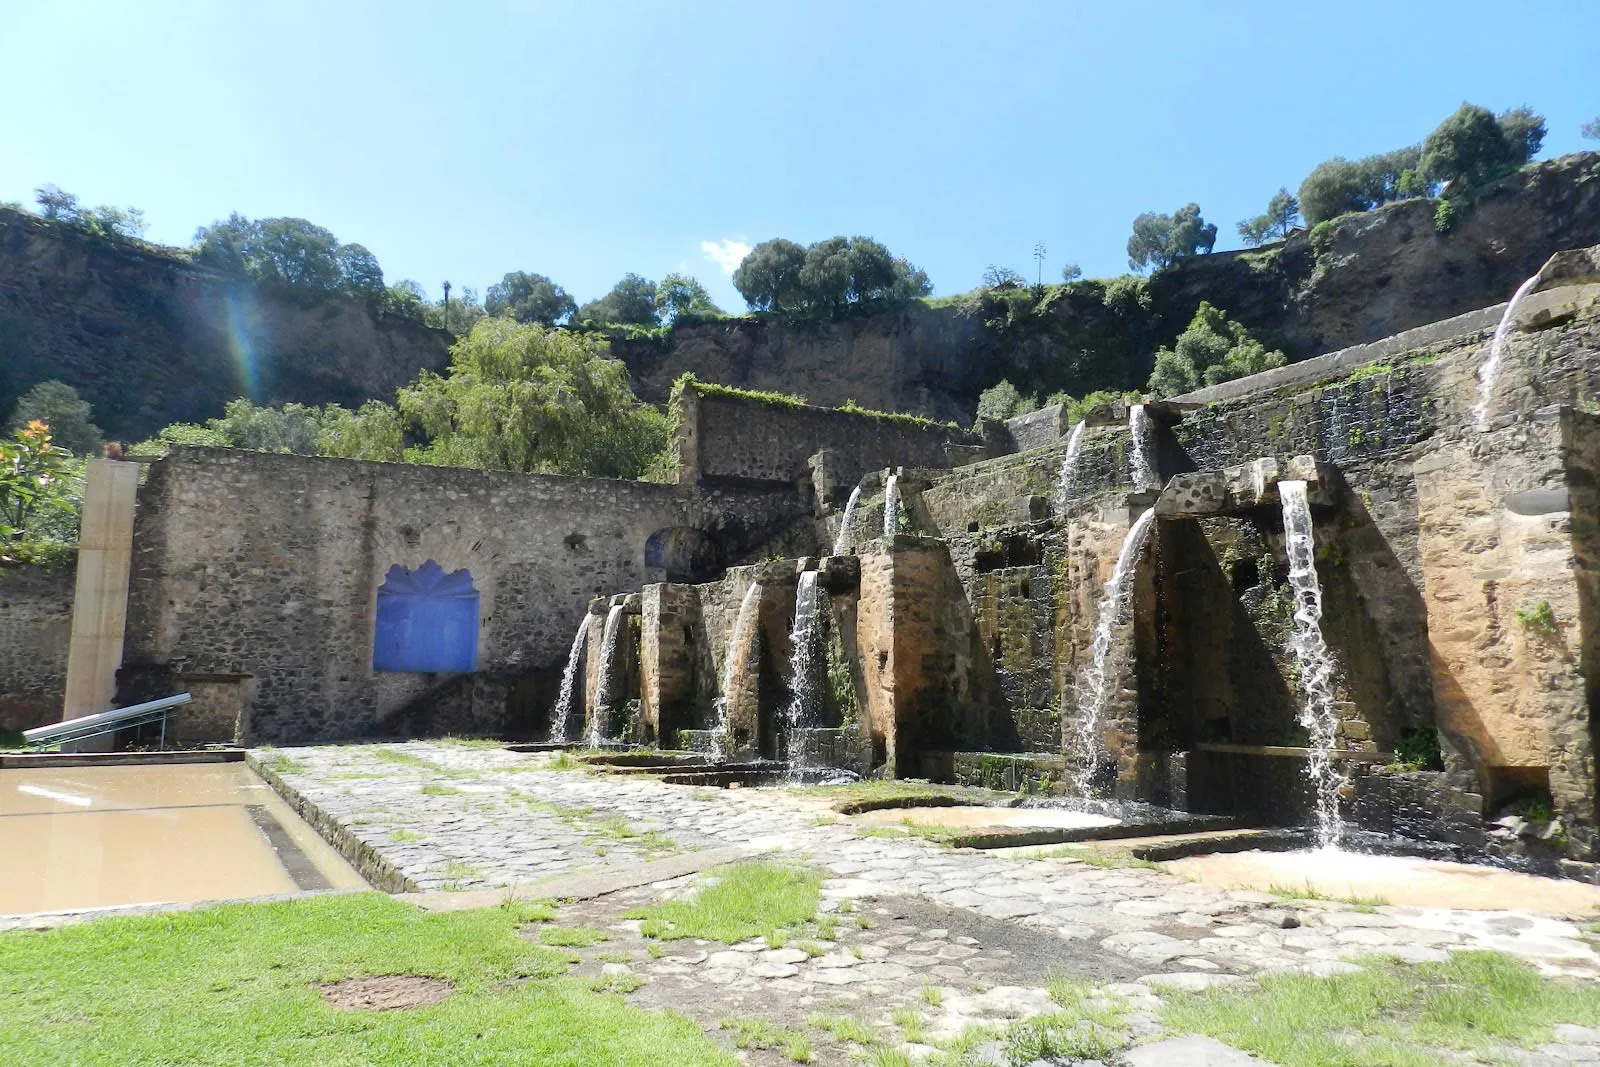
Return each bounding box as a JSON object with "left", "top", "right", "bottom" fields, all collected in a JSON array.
[{"left": 260, "top": 742, "right": 1600, "bottom": 1065}]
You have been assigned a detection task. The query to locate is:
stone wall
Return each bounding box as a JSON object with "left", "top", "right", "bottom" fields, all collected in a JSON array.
[
  {"left": 0, "top": 209, "right": 452, "bottom": 441},
  {"left": 673, "top": 383, "right": 987, "bottom": 495},
  {"left": 0, "top": 563, "right": 74, "bottom": 732},
  {"left": 119, "top": 448, "right": 810, "bottom": 743}
]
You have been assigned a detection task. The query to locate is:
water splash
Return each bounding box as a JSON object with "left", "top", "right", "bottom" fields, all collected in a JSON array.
[
  {"left": 547, "top": 618, "right": 588, "bottom": 743},
  {"left": 883, "top": 474, "right": 900, "bottom": 537},
  {"left": 783, "top": 570, "right": 823, "bottom": 774},
  {"left": 1473, "top": 273, "right": 1542, "bottom": 431},
  {"left": 713, "top": 582, "right": 763, "bottom": 760},
  {"left": 1054, "top": 420, "right": 1088, "bottom": 511},
  {"left": 1070, "top": 508, "right": 1156, "bottom": 795},
  {"left": 587, "top": 605, "right": 625, "bottom": 748},
  {"left": 833, "top": 485, "right": 862, "bottom": 556},
  {"left": 1128, "top": 405, "right": 1154, "bottom": 489},
  {"left": 1280, "top": 480, "right": 1346, "bottom": 850}
]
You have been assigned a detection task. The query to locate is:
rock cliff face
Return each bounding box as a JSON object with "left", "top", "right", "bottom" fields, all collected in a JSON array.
[
  {"left": 617, "top": 152, "right": 1600, "bottom": 421},
  {"left": 0, "top": 209, "right": 451, "bottom": 440}
]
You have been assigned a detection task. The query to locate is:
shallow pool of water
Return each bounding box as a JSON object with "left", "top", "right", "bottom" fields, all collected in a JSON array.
[
  {"left": 851, "top": 804, "right": 1121, "bottom": 831},
  {"left": 0, "top": 762, "right": 365, "bottom": 916},
  {"left": 1166, "top": 848, "right": 1600, "bottom": 914}
]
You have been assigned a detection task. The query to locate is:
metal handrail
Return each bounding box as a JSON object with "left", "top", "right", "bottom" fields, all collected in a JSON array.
[{"left": 22, "top": 693, "right": 192, "bottom": 751}]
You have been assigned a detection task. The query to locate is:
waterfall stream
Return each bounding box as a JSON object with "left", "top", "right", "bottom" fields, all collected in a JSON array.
[
  {"left": 1054, "top": 420, "right": 1088, "bottom": 511},
  {"left": 713, "top": 582, "right": 763, "bottom": 760},
  {"left": 1070, "top": 508, "right": 1156, "bottom": 795},
  {"left": 587, "top": 605, "right": 625, "bottom": 748},
  {"left": 1129, "top": 405, "right": 1154, "bottom": 490},
  {"left": 1280, "top": 480, "right": 1346, "bottom": 850},
  {"left": 1473, "top": 273, "right": 1542, "bottom": 431},
  {"left": 833, "top": 485, "right": 862, "bottom": 556},
  {"left": 883, "top": 474, "right": 900, "bottom": 537},
  {"left": 783, "top": 570, "right": 822, "bottom": 773},
  {"left": 547, "top": 619, "right": 588, "bottom": 743}
]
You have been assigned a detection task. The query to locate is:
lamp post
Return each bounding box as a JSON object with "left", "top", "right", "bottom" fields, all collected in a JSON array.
[
  {"left": 441, "top": 280, "right": 452, "bottom": 333},
  {"left": 1033, "top": 242, "right": 1046, "bottom": 287}
]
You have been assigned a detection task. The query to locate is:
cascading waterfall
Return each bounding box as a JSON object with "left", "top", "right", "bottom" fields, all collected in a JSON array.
[
  {"left": 1473, "top": 272, "right": 1542, "bottom": 431},
  {"left": 1280, "top": 480, "right": 1346, "bottom": 850},
  {"left": 1070, "top": 508, "right": 1156, "bottom": 795},
  {"left": 587, "top": 605, "right": 625, "bottom": 748},
  {"left": 713, "top": 582, "right": 763, "bottom": 760},
  {"left": 882, "top": 474, "right": 900, "bottom": 537},
  {"left": 1054, "top": 420, "right": 1088, "bottom": 510},
  {"left": 1128, "top": 405, "right": 1154, "bottom": 489},
  {"left": 547, "top": 619, "right": 588, "bottom": 743},
  {"left": 782, "top": 570, "right": 823, "bottom": 773},
  {"left": 833, "top": 485, "right": 862, "bottom": 556}
]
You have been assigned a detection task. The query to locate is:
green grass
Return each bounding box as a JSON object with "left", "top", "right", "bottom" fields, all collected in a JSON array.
[
  {"left": 420, "top": 783, "right": 462, "bottom": 796},
  {"left": 0, "top": 892, "right": 734, "bottom": 1066},
  {"left": 253, "top": 749, "right": 307, "bottom": 776},
  {"left": 1267, "top": 882, "right": 1389, "bottom": 908},
  {"left": 625, "top": 862, "right": 822, "bottom": 943},
  {"left": 370, "top": 747, "right": 442, "bottom": 770},
  {"left": 436, "top": 860, "right": 481, "bottom": 890},
  {"left": 805, "top": 1013, "right": 876, "bottom": 1045},
  {"left": 538, "top": 926, "right": 611, "bottom": 948},
  {"left": 1057, "top": 845, "right": 1160, "bottom": 870},
  {"left": 1162, "top": 951, "right": 1600, "bottom": 1067},
  {"left": 389, "top": 829, "right": 424, "bottom": 843}
]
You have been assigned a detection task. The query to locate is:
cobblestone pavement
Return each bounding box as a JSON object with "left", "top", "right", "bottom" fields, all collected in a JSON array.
[{"left": 263, "top": 742, "right": 1600, "bottom": 1065}]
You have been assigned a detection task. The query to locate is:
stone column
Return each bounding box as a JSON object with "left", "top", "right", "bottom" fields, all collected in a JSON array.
[{"left": 62, "top": 458, "right": 140, "bottom": 726}]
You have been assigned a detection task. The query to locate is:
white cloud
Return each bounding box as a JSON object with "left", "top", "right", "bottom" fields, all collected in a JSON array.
[{"left": 700, "top": 238, "right": 751, "bottom": 275}]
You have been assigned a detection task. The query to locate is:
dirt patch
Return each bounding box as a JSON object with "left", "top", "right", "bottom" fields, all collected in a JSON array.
[{"left": 318, "top": 974, "right": 454, "bottom": 1011}]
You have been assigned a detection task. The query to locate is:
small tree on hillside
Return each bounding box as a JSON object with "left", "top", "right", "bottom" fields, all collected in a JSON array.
[
  {"left": 1127, "top": 204, "right": 1217, "bottom": 273},
  {"left": 484, "top": 271, "right": 578, "bottom": 326},
  {"left": 1237, "top": 188, "right": 1302, "bottom": 246},
  {"left": 1147, "top": 302, "right": 1285, "bottom": 398},
  {"left": 1419, "top": 103, "right": 1542, "bottom": 189},
  {"left": 7, "top": 381, "right": 102, "bottom": 456},
  {"left": 655, "top": 274, "right": 722, "bottom": 323},
  {"left": 578, "top": 273, "right": 659, "bottom": 326},
  {"left": 1582, "top": 117, "right": 1600, "bottom": 141}
]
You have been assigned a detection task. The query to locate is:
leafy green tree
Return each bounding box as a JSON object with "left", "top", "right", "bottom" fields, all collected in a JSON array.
[
  {"left": 1420, "top": 103, "right": 1541, "bottom": 189},
  {"left": 317, "top": 401, "right": 405, "bottom": 462},
  {"left": 1237, "top": 188, "right": 1302, "bottom": 246},
  {"left": 397, "top": 318, "right": 667, "bottom": 478},
  {"left": 732, "top": 238, "right": 808, "bottom": 311},
  {"left": 1496, "top": 106, "right": 1546, "bottom": 162},
  {"left": 7, "top": 381, "right": 103, "bottom": 456},
  {"left": 426, "top": 286, "right": 486, "bottom": 334},
  {"left": 381, "top": 279, "right": 429, "bottom": 322},
  {"left": 485, "top": 271, "right": 577, "bottom": 325},
  {"left": 982, "top": 265, "right": 1027, "bottom": 289},
  {"left": 975, "top": 380, "right": 1037, "bottom": 421},
  {"left": 577, "top": 273, "right": 659, "bottom": 326},
  {"left": 1299, "top": 148, "right": 1427, "bottom": 225},
  {"left": 1584, "top": 117, "right": 1600, "bottom": 141},
  {"left": 32, "top": 185, "right": 147, "bottom": 240},
  {"left": 655, "top": 274, "right": 722, "bottom": 323},
  {"left": 1059, "top": 263, "right": 1083, "bottom": 283},
  {"left": 1127, "top": 204, "right": 1217, "bottom": 273},
  {"left": 1146, "top": 302, "right": 1285, "bottom": 397},
  {"left": 193, "top": 214, "right": 384, "bottom": 296}
]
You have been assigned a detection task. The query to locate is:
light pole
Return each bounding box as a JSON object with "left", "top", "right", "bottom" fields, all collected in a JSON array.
[
  {"left": 1033, "top": 242, "right": 1046, "bottom": 287},
  {"left": 441, "top": 280, "right": 452, "bottom": 333}
]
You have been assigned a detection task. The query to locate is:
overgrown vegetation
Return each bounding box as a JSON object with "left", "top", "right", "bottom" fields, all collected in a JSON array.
[
  {"left": 624, "top": 862, "right": 822, "bottom": 943},
  {"left": 1147, "top": 302, "right": 1286, "bottom": 397},
  {"left": 0, "top": 892, "right": 736, "bottom": 1066},
  {"left": 0, "top": 419, "right": 83, "bottom": 568},
  {"left": 1161, "top": 951, "right": 1600, "bottom": 1067},
  {"left": 731, "top": 236, "right": 931, "bottom": 317}
]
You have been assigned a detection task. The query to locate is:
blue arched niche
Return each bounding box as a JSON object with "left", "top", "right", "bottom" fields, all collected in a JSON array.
[{"left": 373, "top": 561, "right": 480, "bottom": 672}]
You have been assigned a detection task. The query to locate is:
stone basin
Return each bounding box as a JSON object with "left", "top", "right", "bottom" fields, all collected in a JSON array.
[{"left": 1165, "top": 847, "right": 1600, "bottom": 914}]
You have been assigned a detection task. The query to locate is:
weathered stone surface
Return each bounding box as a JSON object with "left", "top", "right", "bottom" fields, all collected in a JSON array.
[{"left": 1124, "top": 1035, "right": 1270, "bottom": 1065}]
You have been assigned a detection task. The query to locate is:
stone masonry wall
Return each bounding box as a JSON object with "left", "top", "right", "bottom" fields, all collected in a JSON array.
[
  {"left": 121, "top": 448, "right": 809, "bottom": 743},
  {"left": 0, "top": 563, "right": 74, "bottom": 732}
]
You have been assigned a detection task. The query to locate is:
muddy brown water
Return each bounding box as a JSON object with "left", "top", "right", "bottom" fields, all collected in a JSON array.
[{"left": 0, "top": 763, "right": 365, "bottom": 916}]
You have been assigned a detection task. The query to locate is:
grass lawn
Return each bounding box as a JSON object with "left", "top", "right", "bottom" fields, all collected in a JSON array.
[
  {"left": 625, "top": 861, "right": 822, "bottom": 942},
  {"left": 0, "top": 892, "right": 734, "bottom": 1067},
  {"left": 1162, "top": 950, "right": 1600, "bottom": 1067}
]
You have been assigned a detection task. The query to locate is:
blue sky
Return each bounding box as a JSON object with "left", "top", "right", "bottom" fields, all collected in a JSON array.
[{"left": 3, "top": 0, "right": 1596, "bottom": 312}]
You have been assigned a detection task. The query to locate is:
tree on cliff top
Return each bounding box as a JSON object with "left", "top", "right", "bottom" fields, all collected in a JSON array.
[
  {"left": 1237, "top": 188, "right": 1302, "bottom": 247},
  {"left": 194, "top": 214, "right": 385, "bottom": 297},
  {"left": 1147, "top": 302, "right": 1284, "bottom": 398},
  {"left": 577, "top": 273, "right": 659, "bottom": 326},
  {"left": 485, "top": 271, "right": 578, "bottom": 326},
  {"left": 655, "top": 273, "right": 722, "bottom": 324},
  {"left": 1126, "top": 204, "right": 1217, "bottom": 273},
  {"left": 733, "top": 236, "right": 930, "bottom": 315},
  {"left": 32, "top": 185, "right": 147, "bottom": 241},
  {"left": 397, "top": 318, "right": 667, "bottom": 478},
  {"left": 1419, "top": 103, "right": 1544, "bottom": 189},
  {"left": 1585, "top": 117, "right": 1600, "bottom": 141}
]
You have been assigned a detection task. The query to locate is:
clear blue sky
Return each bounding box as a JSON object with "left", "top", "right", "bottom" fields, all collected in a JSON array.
[{"left": 3, "top": 0, "right": 1596, "bottom": 312}]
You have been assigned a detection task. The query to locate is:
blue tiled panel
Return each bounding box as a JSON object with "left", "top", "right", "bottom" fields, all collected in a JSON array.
[{"left": 373, "top": 561, "right": 479, "bottom": 672}]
